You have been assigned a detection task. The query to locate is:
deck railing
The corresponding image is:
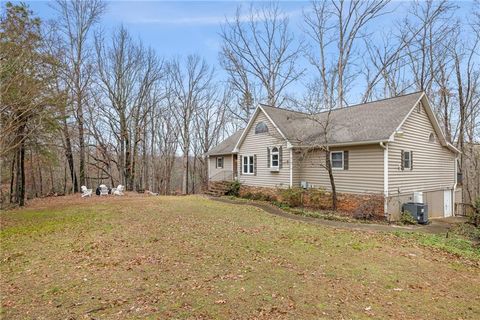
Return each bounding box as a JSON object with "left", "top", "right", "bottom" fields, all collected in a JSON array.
[{"left": 210, "top": 170, "right": 234, "bottom": 182}]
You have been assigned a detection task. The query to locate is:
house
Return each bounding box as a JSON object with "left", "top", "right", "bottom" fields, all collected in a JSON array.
[{"left": 207, "top": 91, "right": 460, "bottom": 220}]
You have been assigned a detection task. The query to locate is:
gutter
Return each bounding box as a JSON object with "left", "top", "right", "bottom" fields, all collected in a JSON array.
[{"left": 292, "top": 139, "right": 389, "bottom": 148}]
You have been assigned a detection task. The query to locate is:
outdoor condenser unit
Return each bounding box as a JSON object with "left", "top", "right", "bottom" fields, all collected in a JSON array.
[{"left": 402, "top": 202, "right": 429, "bottom": 224}]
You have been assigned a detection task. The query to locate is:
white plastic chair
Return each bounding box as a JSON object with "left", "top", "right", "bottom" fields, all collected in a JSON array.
[
  {"left": 113, "top": 185, "right": 124, "bottom": 196},
  {"left": 81, "top": 186, "right": 92, "bottom": 198},
  {"left": 99, "top": 184, "right": 109, "bottom": 196}
]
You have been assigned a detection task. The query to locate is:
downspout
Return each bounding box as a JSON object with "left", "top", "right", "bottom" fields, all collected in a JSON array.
[
  {"left": 380, "top": 142, "right": 389, "bottom": 220},
  {"left": 453, "top": 155, "right": 458, "bottom": 216},
  {"left": 289, "top": 148, "right": 293, "bottom": 187}
]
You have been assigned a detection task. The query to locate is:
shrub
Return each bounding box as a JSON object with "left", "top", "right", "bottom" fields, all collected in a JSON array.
[
  {"left": 353, "top": 202, "right": 375, "bottom": 221},
  {"left": 400, "top": 211, "right": 417, "bottom": 225},
  {"left": 308, "top": 188, "right": 327, "bottom": 208},
  {"left": 226, "top": 180, "right": 241, "bottom": 197},
  {"left": 279, "top": 187, "right": 305, "bottom": 207}
]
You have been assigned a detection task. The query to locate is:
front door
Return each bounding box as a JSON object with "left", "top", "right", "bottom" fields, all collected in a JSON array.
[{"left": 444, "top": 190, "right": 452, "bottom": 217}]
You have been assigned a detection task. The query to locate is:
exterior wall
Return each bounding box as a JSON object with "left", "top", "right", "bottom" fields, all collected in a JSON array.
[
  {"left": 387, "top": 190, "right": 447, "bottom": 220},
  {"left": 237, "top": 111, "right": 290, "bottom": 188},
  {"left": 291, "top": 151, "right": 302, "bottom": 186},
  {"left": 388, "top": 102, "right": 456, "bottom": 195},
  {"left": 296, "top": 145, "right": 384, "bottom": 194},
  {"left": 386, "top": 101, "right": 456, "bottom": 219},
  {"left": 208, "top": 155, "right": 233, "bottom": 181}
]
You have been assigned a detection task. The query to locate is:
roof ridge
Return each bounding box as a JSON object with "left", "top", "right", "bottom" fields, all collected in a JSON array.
[{"left": 260, "top": 90, "right": 424, "bottom": 116}]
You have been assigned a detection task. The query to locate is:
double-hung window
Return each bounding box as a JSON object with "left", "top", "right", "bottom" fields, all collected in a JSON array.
[
  {"left": 216, "top": 157, "right": 223, "bottom": 169},
  {"left": 402, "top": 150, "right": 413, "bottom": 170},
  {"left": 330, "top": 151, "right": 344, "bottom": 170},
  {"left": 271, "top": 147, "right": 279, "bottom": 169},
  {"left": 242, "top": 155, "right": 254, "bottom": 174}
]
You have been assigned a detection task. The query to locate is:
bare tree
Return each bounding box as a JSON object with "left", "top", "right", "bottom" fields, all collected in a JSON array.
[
  {"left": 304, "top": 0, "right": 390, "bottom": 108},
  {"left": 166, "top": 55, "right": 214, "bottom": 194},
  {"left": 220, "top": 2, "right": 304, "bottom": 113},
  {"left": 53, "top": 0, "right": 106, "bottom": 190}
]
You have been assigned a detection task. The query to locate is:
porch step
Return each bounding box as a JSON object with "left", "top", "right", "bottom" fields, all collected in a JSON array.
[{"left": 205, "top": 181, "right": 231, "bottom": 197}]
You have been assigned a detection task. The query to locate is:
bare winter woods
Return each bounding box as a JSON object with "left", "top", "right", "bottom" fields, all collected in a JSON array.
[{"left": 1, "top": 0, "right": 479, "bottom": 208}]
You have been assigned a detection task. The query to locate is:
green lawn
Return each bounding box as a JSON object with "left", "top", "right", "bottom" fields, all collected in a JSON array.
[{"left": 1, "top": 195, "right": 479, "bottom": 319}]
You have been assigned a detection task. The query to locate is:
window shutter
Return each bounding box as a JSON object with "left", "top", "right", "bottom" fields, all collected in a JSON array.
[
  {"left": 400, "top": 150, "right": 404, "bottom": 171},
  {"left": 254, "top": 155, "right": 257, "bottom": 176},
  {"left": 239, "top": 155, "right": 243, "bottom": 175},
  {"left": 267, "top": 147, "right": 270, "bottom": 168},
  {"left": 344, "top": 151, "right": 349, "bottom": 170},
  {"left": 215, "top": 157, "right": 218, "bottom": 169},
  {"left": 410, "top": 151, "right": 413, "bottom": 170},
  {"left": 279, "top": 146, "right": 283, "bottom": 169}
]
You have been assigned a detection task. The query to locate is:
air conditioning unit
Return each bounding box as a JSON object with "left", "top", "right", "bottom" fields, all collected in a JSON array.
[
  {"left": 413, "top": 192, "right": 423, "bottom": 204},
  {"left": 402, "top": 202, "right": 429, "bottom": 224},
  {"left": 300, "top": 181, "right": 308, "bottom": 189}
]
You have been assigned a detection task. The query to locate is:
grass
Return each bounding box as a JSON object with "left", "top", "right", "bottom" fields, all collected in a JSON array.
[
  {"left": 1, "top": 194, "right": 480, "bottom": 319},
  {"left": 394, "top": 229, "right": 480, "bottom": 261}
]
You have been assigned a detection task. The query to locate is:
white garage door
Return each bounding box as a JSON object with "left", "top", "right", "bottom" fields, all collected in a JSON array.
[{"left": 444, "top": 190, "right": 452, "bottom": 217}]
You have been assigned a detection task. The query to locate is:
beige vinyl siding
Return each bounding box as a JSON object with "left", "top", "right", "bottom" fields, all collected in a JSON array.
[
  {"left": 237, "top": 112, "right": 290, "bottom": 188},
  {"left": 208, "top": 155, "right": 233, "bottom": 181},
  {"left": 388, "top": 102, "right": 455, "bottom": 195},
  {"left": 292, "top": 151, "right": 302, "bottom": 186},
  {"left": 297, "top": 145, "right": 384, "bottom": 194}
]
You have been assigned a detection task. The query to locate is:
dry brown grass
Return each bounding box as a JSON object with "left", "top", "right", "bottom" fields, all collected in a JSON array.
[{"left": 1, "top": 195, "right": 479, "bottom": 319}]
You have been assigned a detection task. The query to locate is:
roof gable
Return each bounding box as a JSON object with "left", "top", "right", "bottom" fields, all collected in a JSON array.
[{"left": 233, "top": 106, "right": 289, "bottom": 152}]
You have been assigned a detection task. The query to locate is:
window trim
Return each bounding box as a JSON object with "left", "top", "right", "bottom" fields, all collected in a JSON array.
[
  {"left": 330, "top": 151, "right": 344, "bottom": 170},
  {"left": 242, "top": 155, "right": 255, "bottom": 175},
  {"left": 270, "top": 146, "right": 279, "bottom": 169},
  {"left": 216, "top": 156, "right": 224, "bottom": 169}
]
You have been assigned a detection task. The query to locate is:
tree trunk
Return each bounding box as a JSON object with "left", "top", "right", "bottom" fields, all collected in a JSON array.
[
  {"left": 16, "top": 140, "right": 25, "bottom": 206},
  {"left": 9, "top": 154, "right": 16, "bottom": 204},
  {"left": 62, "top": 109, "right": 78, "bottom": 193},
  {"left": 78, "top": 105, "right": 86, "bottom": 187},
  {"left": 325, "top": 150, "right": 337, "bottom": 211}
]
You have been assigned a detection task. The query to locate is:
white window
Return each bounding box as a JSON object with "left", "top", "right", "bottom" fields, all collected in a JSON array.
[
  {"left": 403, "top": 151, "right": 412, "bottom": 169},
  {"left": 271, "top": 147, "right": 279, "bottom": 168},
  {"left": 242, "top": 155, "right": 254, "bottom": 174},
  {"left": 216, "top": 157, "right": 223, "bottom": 169},
  {"left": 330, "top": 151, "right": 344, "bottom": 170}
]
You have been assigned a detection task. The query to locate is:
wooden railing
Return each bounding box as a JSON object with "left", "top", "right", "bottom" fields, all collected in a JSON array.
[{"left": 210, "top": 170, "right": 234, "bottom": 182}]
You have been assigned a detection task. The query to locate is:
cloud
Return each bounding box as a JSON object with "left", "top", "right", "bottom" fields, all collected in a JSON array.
[{"left": 127, "top": 8, "right": 303, "bottom": 26}]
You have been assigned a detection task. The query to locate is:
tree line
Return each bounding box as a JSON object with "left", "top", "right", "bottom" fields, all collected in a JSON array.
[{"left": 1, "top": 0, "right": 479, "bottom": 208}]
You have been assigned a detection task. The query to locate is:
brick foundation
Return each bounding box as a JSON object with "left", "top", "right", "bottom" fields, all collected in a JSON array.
[{"left": 239, "top": 185, "right": 385, "bottom": 220}]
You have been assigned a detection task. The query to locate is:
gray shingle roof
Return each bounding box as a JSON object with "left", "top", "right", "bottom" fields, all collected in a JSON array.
[
  {"left": 207, "top": 129, "right": 244, "bottom": 155},
  {"left": 261, "top": 91, "right": 424, "bottom": 146},
  {"left": 208, "top": 92, "right": 425, "bottom": 155}
]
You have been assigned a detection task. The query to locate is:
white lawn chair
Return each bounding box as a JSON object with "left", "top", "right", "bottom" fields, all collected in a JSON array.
[
  {"left": 113, "top": 185, "right": 124, "bottom": 196},
  {"left": 99, "top": 184, "right": 109, "bottom": 196},
  {"left": 81, "top": 186, "right": 92, "bottom": 198}
]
